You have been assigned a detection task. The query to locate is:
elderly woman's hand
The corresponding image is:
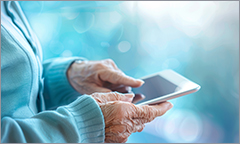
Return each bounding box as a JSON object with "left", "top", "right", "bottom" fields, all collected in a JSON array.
[
  {"left": 91, "top": 92, "right": 173, "bottom": 143},
  {"left": 67, "top": 59, "right": 144, "bottom": 95}
]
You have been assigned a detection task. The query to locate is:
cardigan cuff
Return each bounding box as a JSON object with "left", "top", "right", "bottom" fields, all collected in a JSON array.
[
  {"left": 43, "top": 57, "right": 87, "bottom": 109},
  {"left": 65, "top": 95, "right": 105, "bottom": 143}
]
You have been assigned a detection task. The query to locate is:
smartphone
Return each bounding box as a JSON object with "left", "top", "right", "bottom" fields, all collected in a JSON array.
[{"left": 132, "top": 69, "right": 201, "bottom": 105}]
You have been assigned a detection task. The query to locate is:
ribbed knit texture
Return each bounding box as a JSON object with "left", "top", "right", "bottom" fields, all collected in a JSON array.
[
  {"left": 43, "top": 57, "right": 87, "bottom": 110},
  {"left": 65, "top": 95, "right": 105, "bottom": 143},
  {"left": 1, "top": 95, "right": 105, "bottom": 143}
]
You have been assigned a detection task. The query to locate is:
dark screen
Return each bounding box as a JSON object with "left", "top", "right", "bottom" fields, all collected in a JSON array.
[{"left": 132, "top": 75, "right": 178, "bottom": 104}]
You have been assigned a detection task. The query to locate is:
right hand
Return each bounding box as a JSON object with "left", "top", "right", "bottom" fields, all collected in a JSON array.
[
  {"left": 67, "top": 59, "right": 144, "bottom": 95},
  {"left": 91, "top": 92, "right": 173, "bottom": 143}
]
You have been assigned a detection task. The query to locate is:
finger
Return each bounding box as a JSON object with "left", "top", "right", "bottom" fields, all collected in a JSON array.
[
  {"left": 102, "top": 82, "right": 119, "bottom": 89},
  {"left": 93, "top": 92, "right": 134, "bottom": 103},
  {"left": 132, "top": 94, "right": 145, "bottom": 103},
  {"left": 133, "top": 102, "right": 173, "bottom": 122},
  {"left": 99, "top": 70, "right": 144, "bottom": 87},
  {"left": 112, "top": 85, "right": 132, "bottom": 93},
  {"left": 111, "top": 92, "right": 134, "bottom": 102},
  {"left": 109, "top": 84, "right": 125, "bottom": 91},
  {"left": 105, "top": 135, "right": 129, "bottom": 143},
  {"left": 105, "top": 124, "right": 126, "bottom": 135},
  {"left": 102, "top": 59, "right": 120, "bottom": 71},
  {"left": 87, "top": 84, "right": 112, "bottom": 94},
  {"left": 149, "top": 102, "right": 173, "bottom": 117},
  {"left": 135, "top": 124, "right": 145, "bottom": 132},
  {"left": 148, "top": 101, "right": 166, "bottom": 106},
  {"left": 122, "top": 138, "right": 129, "bottom": 143},
  {"left": 105, "top": 84, "right": 132, "bottom": 93},
  {"left": 105, "top": 124, "right": 130, "bottom": 143}
]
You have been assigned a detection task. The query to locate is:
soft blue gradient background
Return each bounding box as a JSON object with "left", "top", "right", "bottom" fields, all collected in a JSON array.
[{"left": 20, "top": 1, "right": 239, "bottom": 143}]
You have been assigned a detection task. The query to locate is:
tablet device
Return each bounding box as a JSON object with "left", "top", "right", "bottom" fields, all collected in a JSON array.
[{"left": 132, "top": 69, "right": 201, "bottom": 105}]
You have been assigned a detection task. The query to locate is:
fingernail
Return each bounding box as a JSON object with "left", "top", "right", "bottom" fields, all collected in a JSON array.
[
  {"left": 126, "top": 86, "right": 132, "bottom": 92},
  {"left": 167, "top": 102, "right": 173, "bottom": 110},
  {"left": 137, "top": 79, "right": 144, "bottom": 84},
  {"left": 125, "top": 93, "right": 134, "bottom": 98},
  {"left": 124, "top": 93, "right": 134, "bottom": 102}
]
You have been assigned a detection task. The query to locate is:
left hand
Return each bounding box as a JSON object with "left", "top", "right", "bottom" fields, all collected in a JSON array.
[{"left": 67, "top": 59, "right": 144, "bottom": 95}]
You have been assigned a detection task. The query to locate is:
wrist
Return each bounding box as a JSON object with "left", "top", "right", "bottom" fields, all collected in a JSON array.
[
  {"left": 67, "top": 60, "right": 82, "bottom": 79},
  {"left": 65, "top": 95, "right": 105, "bottom": 142},
  {"left": 67, "top": 59, "right": 88, "bottom": 94}
]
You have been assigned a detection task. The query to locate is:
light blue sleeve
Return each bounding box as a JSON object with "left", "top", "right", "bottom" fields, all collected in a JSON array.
[
  {"left": 42, "top": 57, "right": 87, "bottom": 110},
  {"left": 1, "top": 95, "right": 105, "bottom": 143}
]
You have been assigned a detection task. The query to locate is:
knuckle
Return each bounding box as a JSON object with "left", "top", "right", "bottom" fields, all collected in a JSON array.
[
  {"left": 122, "top": 138, "right": 128, "bottom": 143},
  {"left": 138, "top": 124, "right": 145, "bottom": 132},
  {"left": 105, "top": 59, "right": 118, "bottom": 68},
  {"left": 106, "top": 59, "right": 114, "bottom": 64},
  {"left": 158, "top": 108, "right": 162, "bottom": 116},
  {"left": 112, "top": 91, "right": 119, "bottom": 98},
  {"left": 154, "top": 106, "right": 162, "bottom": 116},
  {"left": 118, "top": 103, "right": 129, "bottom": 116},
  {"left": 95, "top": 63, "right": 105, "bottom": 69},
  {"left": 133, "top": 119, "right": 142, "bottom": 125},
  {"left": 113, "top": 71, "right": 123, "bottom": 81},
  {"left": 91, "top": 92, "right": 98, "bottom": 97},
  {"left": 110, "top": 92, "right": 121, "bottom": 100},
  {"left": 108, "top": 71, "right": 121, "bottom": 83}
]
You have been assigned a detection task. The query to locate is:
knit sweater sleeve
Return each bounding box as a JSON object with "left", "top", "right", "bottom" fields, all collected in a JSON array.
[
  {"left": 42, "top": 57, "right": 87, "bottom": 110},
  {"left": 1, "top": 95, "right": 105, "bottom": 143}
]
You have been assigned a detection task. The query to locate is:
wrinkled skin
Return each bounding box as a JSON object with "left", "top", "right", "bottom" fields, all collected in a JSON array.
[
  {"left": 91, "top": 92, "right": 134, "bottom": 104},
  {"left": 67, "top": 59, "right": 144, "bottom": 95},
  {"left": 91, "top": 92, "right": 173, "bottom": 143}
]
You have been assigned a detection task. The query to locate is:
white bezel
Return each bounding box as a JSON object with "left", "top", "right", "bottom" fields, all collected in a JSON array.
[{"left": 137, "top": 69, "right": 201, "bottom": 105}]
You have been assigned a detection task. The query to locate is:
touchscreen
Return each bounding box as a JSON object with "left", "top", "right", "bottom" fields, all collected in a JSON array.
[{"left": 132, "top": 75, "right": 178, "bottom": 104}]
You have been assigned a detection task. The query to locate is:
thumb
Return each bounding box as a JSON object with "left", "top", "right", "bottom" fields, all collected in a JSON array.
[
  {"left": 133, "top": 102, "right": 173, "bottom": 123},
  {"left": 121, "top": 93, "right": 135, "bottom": 102},
  {"left": 106, "top": 92, "right": 134, "bottom": 102},
  {"left": 92, "top": 92, "right": 134, "bottom": 103}
]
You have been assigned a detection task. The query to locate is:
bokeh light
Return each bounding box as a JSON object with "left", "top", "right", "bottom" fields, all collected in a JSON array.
[
  {"left": 118, "top": 41, "right": 131, "bottom": 53},
  {"left": 73, "top": 12, "right": 95, "bottom": 33},
  {"left": 61, "top": 50, "right": 73, "bottom": 57},
  {"left": 20, "top": 1, "right": 239, "bottom": 143}
]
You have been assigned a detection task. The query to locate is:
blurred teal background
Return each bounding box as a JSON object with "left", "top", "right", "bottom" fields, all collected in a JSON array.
[{"left": 20, "top": 1, "right": 239, "bottom": 143}]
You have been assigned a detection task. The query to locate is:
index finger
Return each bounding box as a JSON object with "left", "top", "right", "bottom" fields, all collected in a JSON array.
[{"left": 99, "top": 70, "right": 144, "bottom": 87}]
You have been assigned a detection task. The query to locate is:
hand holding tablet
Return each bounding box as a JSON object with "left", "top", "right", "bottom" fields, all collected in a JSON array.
[{"left": 131, "top": 69, "right": 201, "bottom": 105}]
